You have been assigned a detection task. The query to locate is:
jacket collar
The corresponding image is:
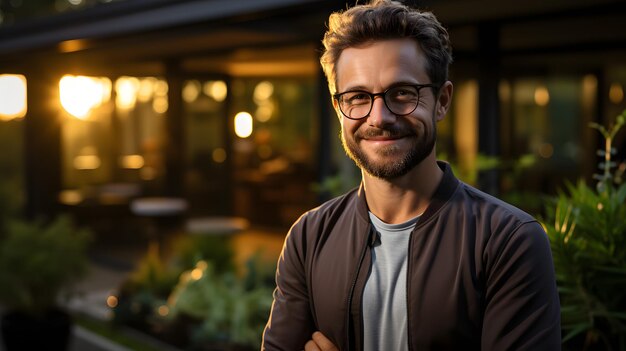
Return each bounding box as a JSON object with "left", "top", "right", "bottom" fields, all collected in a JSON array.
[{"left": 355, "top": 161, "right": 460, "bottom": 225}]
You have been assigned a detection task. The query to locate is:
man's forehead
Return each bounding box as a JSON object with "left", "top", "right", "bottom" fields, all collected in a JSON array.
[{"left": 335, "top": 39, "right": 428, "bottom": 91}]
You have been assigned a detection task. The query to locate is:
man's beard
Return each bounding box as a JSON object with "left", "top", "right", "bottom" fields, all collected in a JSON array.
[{"left": 341, "top": 119, "right": 436, "bottom": 180}]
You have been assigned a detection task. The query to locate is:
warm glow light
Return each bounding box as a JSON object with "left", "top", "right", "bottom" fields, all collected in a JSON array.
[
  {"left": 196, "top": 260, "right": 208, "bottom": 270},
  {"left": 253, "top": 81, "right": 274, "bottom": 103},
  {"left": 154, "top": 79, "right": 168, "bottom": 96},
  {"left": 0, "top": 74, "right": 27, "bottom": 121},
  {"left": 73, "top": 155, "right": 101, "bottom": 170},
  {"left": 609, "top": 83, "right": 624, "bottom": 104},
  {"left": 234, "top": 112, "right": 253, "bottom": 138},
  {"left": 190, "top": 268, "right": 203, "bottom": 280},
  {"left": 204, "top": 80, "right": 227, "bottom": 102},
  {"left": 153, "top": 96, "right": 168, "bottom": 114},
  {"left": 582, "top": 74, "right": 597, "bottom": 88},
  {"left": 183, "top": 80, "right": 201, "bottom": 103},
  {"left": 115, "top": 76, "right": 140, "bottom": 110},
  {"left": 58, "top": 39, "right": 88, "bottom": 53},
  {"left": 59, "top": 75, "right": 111, "bottom": 119},
  {"left": 58, "top": 190, "right": 83, "bottom": 205},
  {"left": 212, "top": 148, "right": 227, "bottom": 163},
  {"left": 157, "top": 305, "right": 169, "bottom": 317},
  {"left": 255, "top": 102, "right": 274, "bottom": 122},
  {"left": 534, "top": 86, "right": 550, "bottom": 106},
  {"left": 453, "top": 80, "right": 478, "bottom": 175},
  {"left": 106, "top": 295, "right": 118, "bottom": 308},
  {"left": 138, "top": 77, "right": 156, "bottom": 103},
  {"left": 99, "top": 78, "right": 112, "bottom": 104},
  {"left": 120, "top": 155, "right": 144, "bottom": 169}
]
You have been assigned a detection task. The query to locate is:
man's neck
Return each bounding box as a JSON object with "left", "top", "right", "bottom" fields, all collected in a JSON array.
[{"left": 362, "top": 155, "right": 443, "bottom": 224}]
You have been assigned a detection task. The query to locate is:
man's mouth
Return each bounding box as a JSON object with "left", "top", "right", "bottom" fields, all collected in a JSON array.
[{"left": 357, "top": 128, "right": 411, "bottom": 142}]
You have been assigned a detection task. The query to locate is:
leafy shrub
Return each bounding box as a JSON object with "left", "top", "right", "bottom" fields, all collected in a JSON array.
[
  {"left": 0, "top": 216, "right": 92, "bottom": 316},
  {"left": 543, "top": 110, "right": 626, "bottom": 350},
  {"left": 164, "top": 259, "right": 273, "bottom": 350}
]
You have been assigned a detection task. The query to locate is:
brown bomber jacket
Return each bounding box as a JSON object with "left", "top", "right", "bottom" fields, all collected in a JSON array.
[{"left": 262, "top": 162, "right": 561, "bottom": 351}]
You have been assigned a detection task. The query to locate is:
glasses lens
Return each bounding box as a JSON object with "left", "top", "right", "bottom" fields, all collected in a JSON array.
[
  {"left": 339, "top": 91, "right": 372, "bottom": 119},
  {"left": 385, "top": 86, "right": 419, "bottom": 115}
]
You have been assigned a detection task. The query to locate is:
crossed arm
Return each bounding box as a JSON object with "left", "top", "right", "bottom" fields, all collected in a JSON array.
[{"left": 304, "top": 332, "right": 338, "bottom": 351}]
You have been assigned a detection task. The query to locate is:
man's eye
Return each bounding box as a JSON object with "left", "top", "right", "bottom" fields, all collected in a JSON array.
[
  {"left": 344, "top": 93, "right": 370, "bottom": 105},
  {"left": 389, "top": 88, "right": 418, "bottom": 101}
]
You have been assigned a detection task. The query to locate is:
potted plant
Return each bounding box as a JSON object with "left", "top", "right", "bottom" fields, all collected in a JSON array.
[{"left": 0, "top": 215, "right": 92, "bottom": 351}]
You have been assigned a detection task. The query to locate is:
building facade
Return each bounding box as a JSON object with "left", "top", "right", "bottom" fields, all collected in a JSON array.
[{"left": 0, "top": 0, "right": 625, "bottom": 230}]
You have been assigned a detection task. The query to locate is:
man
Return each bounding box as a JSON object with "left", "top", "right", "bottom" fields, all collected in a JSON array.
[{"left": 262, "top": 1, "right": 561, "bottom": 350}]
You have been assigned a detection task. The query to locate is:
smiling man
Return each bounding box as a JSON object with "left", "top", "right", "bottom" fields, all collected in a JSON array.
[{"left": 262, "top": 1, "right": 561, "bottom": 350}]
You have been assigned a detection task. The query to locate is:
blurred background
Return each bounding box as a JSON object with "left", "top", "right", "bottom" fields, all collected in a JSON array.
[{"left": 0, "top": 0, "right": 625, "bottom": 350}]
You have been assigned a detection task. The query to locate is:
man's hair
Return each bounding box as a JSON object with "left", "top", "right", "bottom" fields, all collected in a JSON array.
[{"left": 320, "top": 0, "right": 453, "bottom": 95}]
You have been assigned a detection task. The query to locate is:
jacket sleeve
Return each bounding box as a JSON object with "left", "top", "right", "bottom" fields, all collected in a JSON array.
[
  {"left": 482, "top": 221, "right": 561, "bottom": 350},
  {"left": 262, "top": 217, "right": 316, "bottom": 350}
]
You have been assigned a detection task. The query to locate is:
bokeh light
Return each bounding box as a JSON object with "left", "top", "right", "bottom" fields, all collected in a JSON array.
[
  {"left": 234, "top": 112, "right": 253, "bottom": 138},
  {"left": 59, "top": 75, "right": 110, "bottom": 119},
  {"left": 0, "top": 74, "right": 27, "bottom": 120}
]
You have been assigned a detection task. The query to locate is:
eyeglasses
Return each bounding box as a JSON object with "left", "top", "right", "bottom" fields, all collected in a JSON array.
[{"left": 333, "top": 84, "right": 440, "bottom": 120}]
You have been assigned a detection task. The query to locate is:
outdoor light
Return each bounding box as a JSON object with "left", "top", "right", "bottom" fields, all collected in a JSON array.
[
  {"left": 0, "top": 74, "right": 27, "bottom": 121},
  {"left": 234, "top": 112, "right": 253, "bottom": 138},
  {"left": 253, "top": 81, "right": 274, "bottom": 104},
  {"left": 115, "top": 76, "right": 140, "bottom": 110},
  {"left": 191, "top": 267, "right": 203, "bottom": 280},
  {"left": 59, "top": 75, "right": 110, "bottom": 119},
  {"left": 534, "top": 86, "right": 550, "bottom": 107},
  {"left": 154, "top": 79, "right": 168, "bottom": 96},
  {"left": 119, "top": 154, "right": 145, "bottom": 169},
  {"left": 255, "top": 102, "right": 274, "bottom": 122},
  {"left": 157, "top": 305, "right": 169, "bottom": 317},
  {"left": 106, "top": 295, "right": 118, "bottom": 308},
  {"left": 204, "top": 80, "right": 227, "bottom": 102},
  {"left": 73, "top": 155, "right": 101, "bottom": 170},
  {"left": 137, "top": 77, "right": 157, "bottom": 102},
  {"left": 183, "top": 80, "right": 201, "bottom": 103},
  {"left": 153, "top": 96, "right": 168, "bottom": 114}
]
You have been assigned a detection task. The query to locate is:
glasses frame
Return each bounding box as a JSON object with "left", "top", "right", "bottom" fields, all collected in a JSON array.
[{"left": 333, "top": 83, "right": 440, "bottom": 120}]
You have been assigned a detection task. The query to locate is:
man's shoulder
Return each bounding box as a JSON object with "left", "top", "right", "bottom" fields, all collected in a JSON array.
[
  {"left": 455, "top": 181, "right": 538, "bottom": 226},
  {"left": 450, "top": 183, "right": 548, "bottom": 261},
  {"left": 296, "top": 186, "right": 362, "bottom": 225},
  {"left": 285, "top": 186, "right": 366, "bottom": 250}
]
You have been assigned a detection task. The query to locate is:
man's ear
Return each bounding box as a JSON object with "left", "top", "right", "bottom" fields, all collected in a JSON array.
[
  {"left": 332, "top": 97, "right": 342, "bottom": 120},
  {"left": 435, "top": 81, "right": 453, "bottom": 122}
]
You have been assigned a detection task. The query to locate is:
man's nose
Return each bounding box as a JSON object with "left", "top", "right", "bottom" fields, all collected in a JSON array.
[{"left": 367, "top": 95, "right": 396, "bottom": 127}]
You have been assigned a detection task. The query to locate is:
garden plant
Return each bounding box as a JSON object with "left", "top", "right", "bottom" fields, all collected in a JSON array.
[{"left": 544, "top": 110, "right": 626, "bottom": 350}]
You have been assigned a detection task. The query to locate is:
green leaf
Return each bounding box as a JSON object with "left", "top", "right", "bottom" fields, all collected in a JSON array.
[{"left": 562, "top": 324, "right": 591, "bottom": 342}]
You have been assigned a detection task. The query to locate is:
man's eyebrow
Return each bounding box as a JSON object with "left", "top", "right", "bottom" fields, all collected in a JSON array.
[
  {"left": 339, "top": 81, "right": 423, "bottom": 93},
  {"left": 337, "top": 84, "right": 370, "bottom": 93}
]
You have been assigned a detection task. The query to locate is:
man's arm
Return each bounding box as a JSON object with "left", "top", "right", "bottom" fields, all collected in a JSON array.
[
  {"left": 482, "top": 221, "right": 561, "bottom": 350},
  {"left": 262, "top": 220, "right": 316, "bottom": 350}
]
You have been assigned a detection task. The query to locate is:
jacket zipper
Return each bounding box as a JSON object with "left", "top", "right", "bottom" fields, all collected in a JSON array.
[
  {"left": 345, "top": 228, "right": 372, "bottom": 351},
  {"left": 406, "top": 228, "right": 415, "bottom": 351}
]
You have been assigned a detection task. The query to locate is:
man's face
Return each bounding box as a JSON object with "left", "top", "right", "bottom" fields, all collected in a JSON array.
[{"left": 334, "top": 39, "right": 446, "bottom": 179}]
